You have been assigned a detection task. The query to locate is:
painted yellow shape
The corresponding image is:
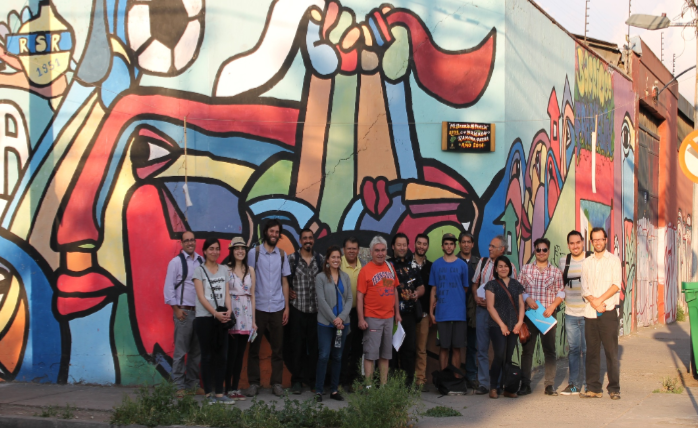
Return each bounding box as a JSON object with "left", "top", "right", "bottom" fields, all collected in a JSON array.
[
  {"left": 109, "top": 36, "right": 132, "bottom": 64},
  {"left": 0, "top": 276, "right": 20, "bottom": 334},
  {"left": 17, "top": 4, "right": 71, "bottom": 85},
  {"left": 158, "top": 155, "right": 254, "bottom": 191},
  {"left": 404, "top": 183, "right": 464, "bottom": 201}
]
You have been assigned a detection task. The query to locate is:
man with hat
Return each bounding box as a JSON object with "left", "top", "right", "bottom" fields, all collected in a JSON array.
[{"left": 428, "top": 233, "right": 470, "bottom": 379}]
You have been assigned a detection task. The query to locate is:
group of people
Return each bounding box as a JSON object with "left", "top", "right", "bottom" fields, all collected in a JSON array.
[{"left": 163, "top": 219, "right": 622, "bottom": 404}]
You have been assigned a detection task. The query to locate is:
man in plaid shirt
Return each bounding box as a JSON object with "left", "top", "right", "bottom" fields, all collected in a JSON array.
[{"left": 518, "top": 237, "right": 564, "bottom": 396}]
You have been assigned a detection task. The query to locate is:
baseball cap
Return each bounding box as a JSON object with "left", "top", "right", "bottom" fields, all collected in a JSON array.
[
  {"left": 442, "top": 233, "right": 457, "bottom": 244},
  {"left": 228, "top": 236, "right": 248, "bottom": 248}
]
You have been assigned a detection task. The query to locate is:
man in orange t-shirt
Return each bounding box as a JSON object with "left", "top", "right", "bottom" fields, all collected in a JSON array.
[{"left": 358, "top": 236, "right": 401, "bottom": 386}]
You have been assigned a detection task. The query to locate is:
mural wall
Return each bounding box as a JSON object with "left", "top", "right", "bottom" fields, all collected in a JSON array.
[{"left": 0, "top": 0, "right": 687, "bottom": 384}]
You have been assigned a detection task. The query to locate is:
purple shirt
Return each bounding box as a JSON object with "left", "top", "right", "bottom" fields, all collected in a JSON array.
[
  {"left": 164, "top": 250, "right": 203, "bottom": 306},
  {"left": 248, "top": 245, "right": 291, "bottom": 313}
]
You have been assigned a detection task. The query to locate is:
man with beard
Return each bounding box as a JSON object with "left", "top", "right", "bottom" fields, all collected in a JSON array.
[
  {"left": 428, "top": 233, "right": 469, "bottom": 384},
  {"left": 413, "top": 234, "right": 432, "bottom": 390},
  {"left": 457, "top": 232, "right": 480, "bottom": 389},
  {"left": 288, "top": 229, "right": 324, "bottom": 394},
  {"left": 471, "top": 235, "right": 518, "bottom": 395},
  {"left": 246, "top": 219, "right": 291, "bottom": 397},
  {"left": 390, "top": 233, "right": 425, "bottom": 387},
  {"left": 163, "top": 231, "right": 204, "bottom": 397}
]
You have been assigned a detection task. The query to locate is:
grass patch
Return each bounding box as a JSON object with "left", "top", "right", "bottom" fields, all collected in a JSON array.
[
  {"left": 111, "top": 375, "right": 419, "bottom": 428},
  {"left": 677, "top": 306, "right": 686, "bottom": 322},
  {"left": 35, "top": 404, "right": 75, "bottom": 419},
  {"left": 652, "top": 376, "right": 684, "bottom": 394},
  {"left": 421, "top": 406, "right": 461, "bottom": 417}
]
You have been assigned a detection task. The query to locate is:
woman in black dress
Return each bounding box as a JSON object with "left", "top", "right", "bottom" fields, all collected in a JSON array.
[{"left": 484, "top": 255, "right": 525, "bottom": 399}]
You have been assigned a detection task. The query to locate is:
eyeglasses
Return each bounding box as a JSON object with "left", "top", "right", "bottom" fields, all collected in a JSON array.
[
  {"left": 591, "top": 239, "right": 606, "bottom": 243},
  {"left": 182, "top": 239, "right": 196, "bottom": 244},
  {"left": 535, "top": 247, "right": 548, "bottom": 253},
  {"left": 488, "top": 245, "right": 503, "bottom": 249}
]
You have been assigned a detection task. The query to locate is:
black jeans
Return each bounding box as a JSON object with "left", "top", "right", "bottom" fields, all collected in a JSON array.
[
  {"left": 521, "top": 318, "right": 557, "bottom": 387},
  {"left": 465, "top": 325, "right": 478, "bottom": 382},
  {"left": 585, "top": 310, "right": 620, "bottom": 393},
  {"left": 194, "top": 317, "right": 228, "bottom": 395},
  {"left": 224, "top": 334, "right": 248, "bottom": 392},
  {"left": 248, "top": 309, "right": 284, "bottom": 386},
  {"left": 489, "top": 326, "right": 519, "bottom": 390},
  {"left": 391, "top": 310, "right": 417, "bottom": 385},
  {"left": 341, "top": 308, "right": 364, "bottom": 386},
  {"left": 289, "top": 305, "right": 318, "bottom": 385}
]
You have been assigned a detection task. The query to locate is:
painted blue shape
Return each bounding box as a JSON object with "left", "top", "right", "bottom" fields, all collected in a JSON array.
[
  {"left": 6, "top": 32, "right": 73, "bottom": 54},
  {"left": 94, "top": 119, "right": 292, "bottom": 223},
  {"left": 249, "top": 198, "right": 315, "bottom": 228},
  {"left": 368, "top": 18, "right": 384, "bottom": 46},
  {"left": 21, "top": 7, "right": 32, "bottom": 23},
  {"left": 384, "top": 81, "right": 418, "bottom": 179},
  {"left": 2, "top": 82, "right": 95, "bottom": 228},
  {"left": 479, "top": 141, "right": 526, "bottom": 257},
  {"left": 341, "top": 199, "right": 365, "bottom": 231},
  {"left": 359, "top": 196, "right": 406, "bottom": 234},
  {"left": 67, "top": 303, "right": 116, "bottom": 384},
  {"left": 169, "top": 181, "right": 243, "bottom": 234},
  {"left": 100, "top": 56, "right": 130, "bottom": 107},
  {"left": 305, "top": 21, "right": 338, "bottom": 76},
  {"left": 0, "top": 232, "right": 61, "bottom": 383},
  {"left": 106, "top": 0, "right": 116, "bottom": 34},
  {"left": 579, "top": 199, "right": 611, "bottom": 228},
  {"left": 116, "top": 0, "right": 127, "bottom": 42},
  {"left": 58, "top": 33, "right": 73, "bottom": 51}
]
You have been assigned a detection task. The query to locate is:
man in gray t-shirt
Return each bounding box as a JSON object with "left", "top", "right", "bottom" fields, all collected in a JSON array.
[{"left": 558, "top": 231, "right": 589, "bottom": 395}]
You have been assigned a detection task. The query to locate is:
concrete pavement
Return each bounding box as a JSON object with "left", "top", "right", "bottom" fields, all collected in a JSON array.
[{"left": 0, "top": 320, "right": 696, "bottom": 427}]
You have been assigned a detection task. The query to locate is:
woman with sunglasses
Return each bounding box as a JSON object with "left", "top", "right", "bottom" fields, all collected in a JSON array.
[
  {"left": 517, "top": 237, "right": 565, "bottom": 397},
  {"left": 224, "top": 237, "right": 257, "bottom": 400},
  {"left": 484, "top": 255, "right": 525, "bottom": 398},
  {"left": 193, "top": 238, "right": 234, "bottom": 404},
  {"left": 314, "top": 246, "right": 352, "bottom": 402}
]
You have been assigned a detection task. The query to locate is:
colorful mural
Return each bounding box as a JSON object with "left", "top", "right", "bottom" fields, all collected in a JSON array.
[{"left": 0, "top": 0, "right": 686, "bottom": 385}]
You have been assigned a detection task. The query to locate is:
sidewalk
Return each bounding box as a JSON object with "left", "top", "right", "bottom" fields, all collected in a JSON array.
[{"left": 1, "top": 320, "right": 697, "bottom": 427}]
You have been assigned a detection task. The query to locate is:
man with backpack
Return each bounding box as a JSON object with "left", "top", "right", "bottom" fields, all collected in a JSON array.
[
  {"left": 246, "top": 219, "right": 291, "bottom": 397},
  {"left": 163, "top": 231, "right": 204, "bottom": 397},
  {"left": 457, "top": 232, "right": 480, "bottom": 389},
  {"left": 558, "top": 230, "right": 591, "bottom": 395},
  {"left": 287, "top": 228, "right": 324, "bottom": 394}
]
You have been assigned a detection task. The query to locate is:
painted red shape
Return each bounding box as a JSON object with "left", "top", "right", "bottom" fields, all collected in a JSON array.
[
  {"left": 323, "top": 2, "right": 340, "bottom": 38},
  {"left": 362, "top": 179, "right": 377, "bottom": 215},
  {"left": 57, "top": 296, "right": 106, "bottom": 316},
  {"left": 373, "top": 11, "right": 393, "bottom": 43},
  {"left": 375, "top": 178, "right": 390, "bottom": 216},
  {"left": 138, "top": 128, "right": 174, "bottom": 146},
  {"left": 56, "top": 272, "right": 115, "bottom": 294},
  {"left": 56, "top": 95, "right": 299, "bottom": 246},
  {"left": 423, "top": 166, "right": 468, "bottom": 194},
  {"left": 339, "top": 49, "right": 358, "bottom": 72},
  {"left": 136, "top": 160, "right": 170, "bottom": 180},
  {"left": 386, "top": 11, "right": 495, "bottom": 106}
]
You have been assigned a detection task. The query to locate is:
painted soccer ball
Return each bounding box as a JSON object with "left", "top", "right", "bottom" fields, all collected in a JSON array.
[{"left": 126, "top": 0, "right": 204, "bottom": 75}]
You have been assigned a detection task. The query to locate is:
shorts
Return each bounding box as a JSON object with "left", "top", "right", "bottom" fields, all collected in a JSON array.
[
  {"left": 437, "top": 321, "right": 467, "bottom": 349},
  {"left": 363, "top": 317, "right": 393, "bottom": 360}
]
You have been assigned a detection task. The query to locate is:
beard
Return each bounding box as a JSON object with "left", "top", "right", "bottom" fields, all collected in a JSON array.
[{"left": 264, "top": 234, "right": 278, "bottom": 246}]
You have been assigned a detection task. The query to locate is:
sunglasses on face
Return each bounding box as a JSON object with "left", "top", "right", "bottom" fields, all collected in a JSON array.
[{"left": 535, "top": 247, "right": 548, "bottom": 253}]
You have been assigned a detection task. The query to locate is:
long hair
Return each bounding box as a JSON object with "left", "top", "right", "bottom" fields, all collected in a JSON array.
[
  {"left": 227, "top": 242, "right": 249, "bottom": 278},
  {"left": 493, "top": 255, "right": 513, "bottom": 279},
  {"left": 323, "top": 246, "right": 342, "bottom": 281}
]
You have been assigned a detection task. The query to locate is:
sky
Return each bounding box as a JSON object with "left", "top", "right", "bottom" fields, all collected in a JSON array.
[{"left": 535, "top": 0, "right": 697, "bottom": 104}]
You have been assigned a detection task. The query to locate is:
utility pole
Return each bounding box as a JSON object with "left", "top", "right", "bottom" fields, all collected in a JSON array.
[
  {"left": 661, "top": 32, "right": 664, "bottom": 63},
  {"left": 673, "top": 53, "right": 676, "bottom": 75},
  {"left": 628, "top": 0, "right": 631, "bottom": 41},
  {"left": 584, "top": 0, "right": 590, "bottom": 43}
]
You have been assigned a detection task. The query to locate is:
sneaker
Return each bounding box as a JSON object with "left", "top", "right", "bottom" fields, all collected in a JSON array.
[
  {"left": 475, "top": 386, "right": 489, "bottom": 395},
  {"left": 517, "top": 384, "right": 532, "bottom": 396},
  {"left": 560, "top": 384, "right": 580, "bottom": 395},
  {"left": 291, "top": 382, "right": 302, "bottom": 395},
  {"left": 609, "top": 392, "right": 621, "bottom": 400},
  {"left": 330, "top": 392, "right": 344, "bottom": 401},
  {"left": 245, "top": 384, "right": 259, "bottom": 397},
  {"left": 315, "top": 393, "right": 323, "bottom": 402},
  {"left": 227, "top": 390, "right": 246, "bottom": 400},
  {"left": 580, "top": 390, "right": 603, "bottom": 398},
  {"left": 215, "top": 395, "right": 235, "bottom": 405},
  {"left": 272, "top": 384, "right": 285, "bottom": 397},
  {"left": 544, "top": 386, "right": 558, "bottom": 396}
]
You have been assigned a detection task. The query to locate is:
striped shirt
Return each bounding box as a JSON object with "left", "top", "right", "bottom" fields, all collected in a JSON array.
[
  {"left": 558, "top": 255, "right": 586, "bottom": 317},
  {"left": 518, "top": 263, "right": 565, "bottom": 309}
]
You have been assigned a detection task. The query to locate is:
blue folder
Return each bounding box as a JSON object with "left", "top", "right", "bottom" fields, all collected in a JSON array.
[{"left": 525, "top": 300, "right": 557, "bottom": 335}]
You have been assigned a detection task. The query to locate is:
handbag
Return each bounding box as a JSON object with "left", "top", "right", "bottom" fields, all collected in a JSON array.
[
  {"left": 201, "top": 266, "right": 235, "bottom": 330},
  {"left": 496, "top": 279, "right": 530, "bottom": 344}
]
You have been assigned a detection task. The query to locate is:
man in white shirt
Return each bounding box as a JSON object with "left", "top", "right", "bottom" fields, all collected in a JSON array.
[{"left": 580, "top": 227, "right": 621, "bottom": 400}]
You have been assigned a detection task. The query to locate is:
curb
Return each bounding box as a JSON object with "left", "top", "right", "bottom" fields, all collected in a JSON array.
[{"left": 0, "top": 415, "right": 147, "bottom": 428}]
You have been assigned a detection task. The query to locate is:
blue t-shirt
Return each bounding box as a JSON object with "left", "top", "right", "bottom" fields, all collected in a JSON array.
[
  {"left": 319, "top": 277, "right": 345, "bottom": 327},
  {"left": 428, "top": 257, "right": 469, "bottom": 322}
]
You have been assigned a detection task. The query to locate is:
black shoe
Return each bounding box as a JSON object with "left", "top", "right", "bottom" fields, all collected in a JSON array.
[
  {"left": 544, "top": 386, "right": 558, "bottom": 396},
  {"left": 518, "top": 384, "right": 532, "bottom": 396},
  {"left": 330, "top": 392, "right": 344, "bottom": 401},
  {"left": 314, "top": 393, "right": 323, "bottom": 402},
  {"left": 466, "top": 379, "right": 480, "bottom": 389},
  {"left": 475, "top": 386, "right": 489, "bottom": 395}
]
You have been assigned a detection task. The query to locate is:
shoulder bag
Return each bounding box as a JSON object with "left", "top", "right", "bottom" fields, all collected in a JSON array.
[
  {"left": 201, "top": 266, "right": 235, "bottom": 330},
  {"left": 496, "top": 279, "right": 530, "bottom": 344}
]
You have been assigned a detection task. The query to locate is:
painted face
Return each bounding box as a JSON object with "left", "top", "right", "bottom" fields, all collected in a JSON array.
[
  {"left": 459, "top": 237, "right": 473, "bottom": 256},
  {"left": 495, "top": 260, "right": 510, "bottom": 278},
  {"left": 344, "top": 242, "right": 359, "bottom": 263},
  {"left": 590, "top": 231, "right": 607, "bottom": 253},
  {"left": 567, "top": 234, "right": 584, "bottom": 257},
  {"left": 181, "top": 232, "right": 196, "bottom": 255},
  {"left": 442, "top": 240, "right": 456, "bottom": 256},
  {"left": 488, "top": 238, "right": 505, "bottom": 259},
  {"left": 534, "top": 244, "right": 549, "bottom": 263},
  {"left": 371, "top": 243, "right": 387, "bottom": 264},
  {"left": 328, "top": 251, "right": 342, "bottom": 269},
  {"left": 415, "top": 238, "right": 429, "bottom": 257},
  {"left": 300, "top": 231, "right": 314, "bottom": 252},
  {"left": 393, "top": 237, "right": 408, "bottom": 258},
  {"left": 205, "top": 243, "right": 221, "bottom": 262}
]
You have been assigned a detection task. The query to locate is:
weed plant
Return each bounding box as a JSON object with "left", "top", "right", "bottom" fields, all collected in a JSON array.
[
  {"left": 421, "top": 405, "right": 461, "bottom": 417},
  {"left": 652, "top": 376, "right": 684, "bottom": 394}
]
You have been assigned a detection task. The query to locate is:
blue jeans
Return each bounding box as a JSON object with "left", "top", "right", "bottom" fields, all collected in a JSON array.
[
  {"left": 316, "top": 325, "right": 349, "bottom": 394},
  {"left": 475, "top": 307, "right": 491, "bottom": 388},
  {"left": 565, "top": 314, "right": 586, "bottom": 388}
]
